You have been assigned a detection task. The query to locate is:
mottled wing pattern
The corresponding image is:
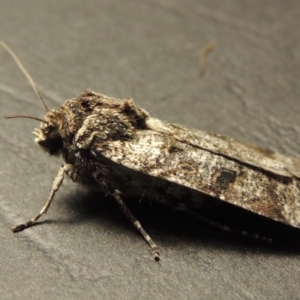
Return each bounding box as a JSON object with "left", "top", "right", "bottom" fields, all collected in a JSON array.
[
  {"left": 93, "top": 116, "right": 300, "bottom": 229},
  {"left": 146, "top": 118, "right": 296, "bottom": 178}
]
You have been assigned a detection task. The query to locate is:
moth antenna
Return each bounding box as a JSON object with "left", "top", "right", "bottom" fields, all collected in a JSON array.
[
  {"left": 5, "top": 115, "right": 48, "bottom": 124},
  {"left": 1, "top": 41, "right": 50, "bottom": 112}
]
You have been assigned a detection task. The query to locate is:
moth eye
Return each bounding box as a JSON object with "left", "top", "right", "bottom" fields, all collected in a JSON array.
[
  {"left": 39, "top": 128, "right": 63, "bottom": 154},
  {"left": 47, "top": 128, "right": 63, "bottom": 153}
]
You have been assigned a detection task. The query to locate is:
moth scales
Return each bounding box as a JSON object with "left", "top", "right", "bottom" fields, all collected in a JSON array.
[{"left": 2, "top": 42, "right": 300, "bottom": 261}]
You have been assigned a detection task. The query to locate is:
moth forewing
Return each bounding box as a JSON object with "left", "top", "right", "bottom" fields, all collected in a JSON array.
[{"left": 94, "top": 105, "right": 300, "bottom": 229}]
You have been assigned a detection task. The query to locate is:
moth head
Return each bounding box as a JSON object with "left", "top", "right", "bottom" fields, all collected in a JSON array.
[
  {"left": 5, "top": 112, "right": 64, "bottom": 155},
  {"left": 34, "top": 127, "right": 62, "bottom": 155},
  {"left": 33, "top": 111, "right": 64, "bottom": 155}
]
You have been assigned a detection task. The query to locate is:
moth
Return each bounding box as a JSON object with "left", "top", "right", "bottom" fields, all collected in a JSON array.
[{"left": 2, "top": 42, "right": 300, "bottom": 261}]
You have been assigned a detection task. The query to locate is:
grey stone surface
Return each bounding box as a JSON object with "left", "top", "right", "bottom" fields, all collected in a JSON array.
[{"left": 1, "top": 1, "right": 300, "bottom": 299}]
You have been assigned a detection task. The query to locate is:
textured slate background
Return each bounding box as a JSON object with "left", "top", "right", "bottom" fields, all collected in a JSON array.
[{"left": 1, "top": 1, "right": 300, "bottom": 299}]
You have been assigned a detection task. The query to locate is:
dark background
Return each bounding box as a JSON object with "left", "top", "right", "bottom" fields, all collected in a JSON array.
[{"left": 1, "top": 1, "right": 300, "bottom": 299}]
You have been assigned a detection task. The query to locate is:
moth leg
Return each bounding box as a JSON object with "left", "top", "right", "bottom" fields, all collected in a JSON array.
[
  {"left": 11, "top": 164, "right": 67, "bottom": 233},
  {"left": 181, "top": 208, "right": 272, "bottom": 244},
  {"left": 111, "top": 190, "right": 160, "bottom": 261}
]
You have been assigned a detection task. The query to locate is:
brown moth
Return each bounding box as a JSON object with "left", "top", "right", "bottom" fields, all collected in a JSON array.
[{"left": 2, "top": 42, "right": 300, "bottom": 261}]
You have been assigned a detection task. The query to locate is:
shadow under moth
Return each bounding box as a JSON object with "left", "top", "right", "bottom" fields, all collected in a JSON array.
[{"left": 2, "top": 41, "right": 300, "bottom": 261}]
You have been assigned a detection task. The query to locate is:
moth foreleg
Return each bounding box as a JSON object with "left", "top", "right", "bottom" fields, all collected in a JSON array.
[
  {"left": 111, "top": 190, "right": 160, "bottom": 261},
  {"left": 11, "top": 164, "right": 67, "bottom": 233}
]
